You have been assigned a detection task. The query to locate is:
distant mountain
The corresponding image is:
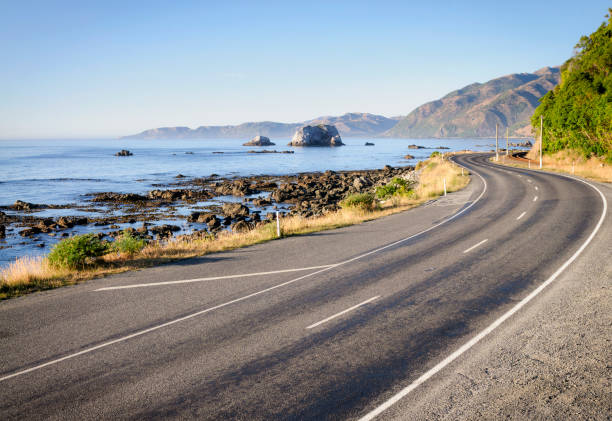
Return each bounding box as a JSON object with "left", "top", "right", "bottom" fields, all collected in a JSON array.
[
  {"left": 384, "top": 67, "right": 561, "bottom": 138},
  {"left": 122, "top": 113, "right": 400, "bottom": 139}
]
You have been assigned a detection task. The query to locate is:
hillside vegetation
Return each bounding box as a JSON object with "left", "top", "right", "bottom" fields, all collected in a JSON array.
[
  {"left": 384, "top": 67, "right": 560, "bottom": 138},
  {"left": 532, "top": 10, "right": 612, "bottom": 161}
]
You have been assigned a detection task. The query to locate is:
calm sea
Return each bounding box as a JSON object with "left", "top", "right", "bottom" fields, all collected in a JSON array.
[{"left": 0, "top": 137, "right": 499, "bottom": 265}]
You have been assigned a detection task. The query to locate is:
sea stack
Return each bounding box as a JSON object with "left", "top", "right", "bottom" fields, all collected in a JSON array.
[
  {"left": 243, "top": 135, "right": 275, "bottom": 146},
  {"left": 289, "top": 124, "right": 344, "bottom": 147}
]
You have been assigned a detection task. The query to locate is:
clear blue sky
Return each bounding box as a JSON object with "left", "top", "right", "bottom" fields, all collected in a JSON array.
[{"left": 0, "top": 0, "right": 609, "bottom": 139}]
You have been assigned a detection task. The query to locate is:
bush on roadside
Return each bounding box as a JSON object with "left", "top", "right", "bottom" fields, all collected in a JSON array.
[
  {"left": 48, "top": 234, "right": 109, "bottom": 269},
  {"left": 111, "top": 230, "right": 147, "bottom": 255},
  {"left": 430, "top": 151, "right": 442, "bottom": 158},
  {"left": 375, "top": 177, "right": 413, "bottom": 199},
  {"left": 341, "top": 193, "right": 376, "bottom": 211}
]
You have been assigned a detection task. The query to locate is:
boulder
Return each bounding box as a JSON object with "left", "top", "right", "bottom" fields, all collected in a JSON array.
[
  {"left": 115, "top": 149, "right": 133, "bottom": 156},
  {"left": 365, "top": 142, "right": 375, "bottom": 146},
  {"left": 289, "top": 125, "right": 344, "bottom": 147},
  {"left": 243, "top": 135, "right": 275, "bottom": 146},
  {"left": 407, "top": 144, "right": 426, "bottom": 149},
  {"left": 0, "top": 224, "right": 5, "bottom": 238},
  {"left": 231, "top": 220, "right": 253, "bottom": 233},
  {"left": 404, "top": 154, "right": 415, "bottom": 159},
  {"left": 11, "top": 200, "right": 38, "bottom": 211},
  {"left": 222, "top": 203, "right": 250, "bottom": 218}
]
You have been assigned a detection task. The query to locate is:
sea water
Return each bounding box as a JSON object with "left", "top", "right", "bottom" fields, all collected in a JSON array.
[{"left": 0, "top": 137, "right": 500, "bottom": 265}]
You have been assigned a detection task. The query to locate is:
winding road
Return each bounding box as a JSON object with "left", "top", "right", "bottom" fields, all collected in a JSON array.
[{"left": 0, "top": 153, "right": 607, "bottom": 420}]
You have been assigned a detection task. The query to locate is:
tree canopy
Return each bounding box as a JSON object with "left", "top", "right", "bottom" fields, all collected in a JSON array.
[{"left": 532, "top": 9, "right": 612, "bottom": 161}]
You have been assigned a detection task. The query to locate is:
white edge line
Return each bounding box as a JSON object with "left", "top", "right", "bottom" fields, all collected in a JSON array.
[
  {"left": 0, "top": 156, "right": 487, "bottom": 383},
  {"left": 358, "top": 170, "right": 608, "bottom": 421},
  {"left": 533, "top": 196, "right": 538, "bottom": 202},
  {"left": 463, "top": 239, "right": 488, "bottom": 254},
  {"left": 95, "top": 265, "right": 336, "bottom": 291},
  {"left": 306, "top": 296, "right": 380, "bottom": 329},
  {"left": 516, "top": 211, "right": 527, "bottom": 221}
]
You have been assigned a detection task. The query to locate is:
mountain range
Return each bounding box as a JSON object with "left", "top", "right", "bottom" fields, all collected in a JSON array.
[
  {"left": 123, "top": 67, "right": 560, "bottom": 140},
  {"left": 384, "top": 67, "right": 560, "bottom": 138},
  {"left": 122, "top": 113, "right": 400, "bottom": 139}
]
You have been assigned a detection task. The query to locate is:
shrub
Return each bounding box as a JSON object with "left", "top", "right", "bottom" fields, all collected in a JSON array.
[
  {"left": 111, "top": 230, "right": 147, "bottom": 255},
  {"left": 375, "top": 177, "right": 413, "bottom": 199},
  {"left": 341, "top": 193, "right": 376, "bottom": 211},
  {"left": 430, "top": 151, "right": 442, "bottom": 158},
  {"left": 48, "top": 234, "right": 109, "bottom": 269}
]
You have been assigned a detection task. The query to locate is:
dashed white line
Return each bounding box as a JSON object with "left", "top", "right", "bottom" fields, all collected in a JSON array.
[
  {"left": 527, "top": 179, "right": 532, "bottom": 183},
  {"left": 358, "top": 166, "right": 608, "bottom": 421},
  {"left": 535, "top": 186, "right": 539, "bottom": 191},
  {"left": 306, "top": 296, "right": 380, "bottom": 329},
  {"left": 463, "top": 239, "right": 488, "bottom": 254},
  {"left": 533, "top": 196, "right": 538, "bottom": 202},
  {"left": 516, "top": 211, "right": 527, "bottom": 220},
  {"left": 95, "top": 265, "right": 336, "bottom": 291}
]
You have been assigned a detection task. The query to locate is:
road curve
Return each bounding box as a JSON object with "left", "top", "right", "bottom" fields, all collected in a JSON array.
[{"left": 0, "top": 153, "right": 606, "bottom": 420}]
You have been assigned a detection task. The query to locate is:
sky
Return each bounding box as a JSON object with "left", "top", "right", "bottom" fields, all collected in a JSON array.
[{"left": 0, "top": 0, "right": 610, "bottom": 139}]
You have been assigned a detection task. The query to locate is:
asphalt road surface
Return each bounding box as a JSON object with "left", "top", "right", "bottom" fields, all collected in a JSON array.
[{"left": 0, "top": 153, "right": 607, "bottom": 420}]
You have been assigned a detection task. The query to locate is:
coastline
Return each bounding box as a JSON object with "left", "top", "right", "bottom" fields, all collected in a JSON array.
[{"left": 0, "top": 154, "right": 470, "bottom": 299}]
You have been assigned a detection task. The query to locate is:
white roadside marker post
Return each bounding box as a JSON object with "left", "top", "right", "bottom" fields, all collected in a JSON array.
[
  {"left": 443, "top": 178, "right": 447, "bottom": 196},
  {"left": 276, "top": 211, "right": 281, "bottom": 237}
]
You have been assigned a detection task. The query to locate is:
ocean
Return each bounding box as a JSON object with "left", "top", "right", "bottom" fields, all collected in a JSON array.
[{"left": 0, "top": 137, "right": 499, "bottom": 266}]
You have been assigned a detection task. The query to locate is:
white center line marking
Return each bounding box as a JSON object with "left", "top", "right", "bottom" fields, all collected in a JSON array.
[
  {"left": 516, "top": 211, "right": 526, "bottom": 220},
  {"left": 95, "top": 265, "right": 336, "bottom": 291},
  {"left": 0, "top": 157, "right": 488, "bottom": 383},
  {"left": 527, "top": 179, "right": 532, "bottom": 183},
  {"left": 533, "top": 196, "right": 538, "bottom": 202},
  {"left": 535, "top": 186, "right": 539, "bottom": 191},
  {"left": 306, "top": 296, "right": 380, "bottom": 329},
  {"left": 463, "top": 239, "right": 488, "bottom": 254},
  {"left": 358, "top": 172, "right": 608, "bottom": 421}
]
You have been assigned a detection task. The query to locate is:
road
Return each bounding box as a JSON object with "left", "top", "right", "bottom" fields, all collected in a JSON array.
[{"left": 0, "top": 153, "right": 607, "bottom": 420}]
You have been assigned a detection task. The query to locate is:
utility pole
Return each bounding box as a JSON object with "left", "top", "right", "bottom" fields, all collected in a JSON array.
[
  {"left": 495, "top": 124, "right": 499, "bottom": 161},
  {"left": 539, "top": 115, "right": 543, "bottom": 169},
  {"left": 506, "top": 127, "right": 509, "bottom": 156}
]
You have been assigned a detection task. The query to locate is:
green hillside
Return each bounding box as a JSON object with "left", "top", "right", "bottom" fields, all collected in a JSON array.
[{"left": 532, "top": 9, "right": 612, "bottom": 161}]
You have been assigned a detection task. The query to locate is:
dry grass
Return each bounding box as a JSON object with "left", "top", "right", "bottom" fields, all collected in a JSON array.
[
  {"left": 0, "top": 155, "right": 470, "bottom": 299},
  {"left": 502, "top": 147, "right": 612, "bottom": 183}
]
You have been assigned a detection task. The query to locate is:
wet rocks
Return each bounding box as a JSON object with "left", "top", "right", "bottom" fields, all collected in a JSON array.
[
  {"left": 149, "top": 224, "right": 180, "bottom": 239},
  {"left": 289, "top": 124, "right": 344, "bottom": 147},
  {"left": 247, "top": 150, "right": 294, "bottom": 154},
  {"left": 20, "top": 227, "right": 41, "bottom": 237},
  {"left": 231, "top": 220, "right": 253, "bottom": 233},
  {"left": 243, "top": 135, "right": 275, "bottom": 146},
  {"left": 407, "top": 144, "right": 426, "bottom": 149},
  {"left": 405, "top": 154, "right": 415, "bottom": 159},
  {"left": 57, "top": 216, "right": 88, "bottom": 228},
  {"left": 0, "top": 224, "right": 5, "bottom": 238},
  {"left": 222, "top": 203, "right": 250, "bottom": 219},
  {"left": 115, "top": 149, "right": 133, "bottom": 156},
  {"left": 92, "top": 192, "right": 148, "bottom": 203},
  {"left": 11, "top": 200, "right": 39, "bottom": 211}
]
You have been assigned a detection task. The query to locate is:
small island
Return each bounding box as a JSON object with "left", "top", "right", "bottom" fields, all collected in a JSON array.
[{"left": 243, "top": 135, "right": 275, "bottom": 146}]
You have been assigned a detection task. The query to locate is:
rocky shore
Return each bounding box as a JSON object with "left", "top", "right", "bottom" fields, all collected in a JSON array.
[{"left": 0, "top": 165, "right": 415, "bottom": 253}]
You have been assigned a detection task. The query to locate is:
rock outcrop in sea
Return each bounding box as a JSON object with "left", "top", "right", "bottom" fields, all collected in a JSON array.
[
  {"left": 243, "top": 135, "right": 275, "bottom": 146},
  {"left": 289, "top": 125, "right": 344, "bottom": 147}
]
